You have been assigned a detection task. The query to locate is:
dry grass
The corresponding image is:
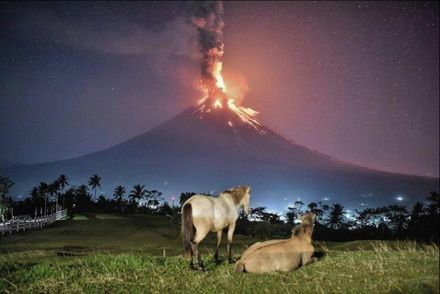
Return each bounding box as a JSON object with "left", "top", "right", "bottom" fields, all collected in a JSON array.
[{"left": 0, "top": 214, "right": 438, "bottom": 293}]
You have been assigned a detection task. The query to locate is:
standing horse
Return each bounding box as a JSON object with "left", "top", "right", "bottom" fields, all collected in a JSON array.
[{"left": 181, "top": 186, "right": 251, "bottom": 270}]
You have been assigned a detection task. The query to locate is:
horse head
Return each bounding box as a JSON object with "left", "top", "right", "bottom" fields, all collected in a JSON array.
[{"left": 227, "top": 185, "right": 251, "bottom": 215}]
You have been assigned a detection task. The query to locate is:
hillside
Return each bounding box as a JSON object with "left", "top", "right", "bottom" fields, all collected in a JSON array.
[{"left": 1, "top": 103, "right": 438, "bottom": 210}]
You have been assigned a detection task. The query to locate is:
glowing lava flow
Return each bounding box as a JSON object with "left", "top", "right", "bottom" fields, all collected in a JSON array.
[{"left": 196, "top": 48, "right": 264, "bottom": 133}]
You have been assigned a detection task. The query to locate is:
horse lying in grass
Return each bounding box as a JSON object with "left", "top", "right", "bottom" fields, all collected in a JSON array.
[
  {"left": 235, "top": 212, "right": 317, "bottom": 273},
  {"left": 181, "top": 185, "right": 251, "bottom": 271}
]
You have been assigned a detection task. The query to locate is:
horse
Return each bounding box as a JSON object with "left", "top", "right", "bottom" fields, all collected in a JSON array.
[
  {"left": 181, "top": 185, "right": 251, "bottom": 271},
  {"left": 235, "top": 212, "right": 317, "bottom": 273}
]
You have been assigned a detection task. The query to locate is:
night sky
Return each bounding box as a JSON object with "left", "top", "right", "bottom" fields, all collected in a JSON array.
[{"left": 1, "top": 1, "right": 438, "bottom": 177}]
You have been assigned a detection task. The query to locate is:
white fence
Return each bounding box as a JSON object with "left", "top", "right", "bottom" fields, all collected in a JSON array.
[{"left": 0, "top": 209, "right": 67, "bottom": 235}]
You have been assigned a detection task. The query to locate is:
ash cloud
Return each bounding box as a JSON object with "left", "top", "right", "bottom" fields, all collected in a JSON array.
[{"left": 186, "top": 1, "right": 225, "bottom": 93}]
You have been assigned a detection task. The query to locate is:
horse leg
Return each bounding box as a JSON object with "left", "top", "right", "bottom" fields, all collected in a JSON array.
[
  {"left": 214, "top": 230, "right": 222, "bottom": 263},
  {"left": 227, "top": 223, "right": 236, "bottom": 263},
  {"left": 192, "top": 227, "right": 209, "bottom": 271},
  {"left": 189, "top": 242, "right": 197, "bottom": 270}
]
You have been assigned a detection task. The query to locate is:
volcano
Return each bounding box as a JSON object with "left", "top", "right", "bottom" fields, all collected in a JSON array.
[
  {"left": 3, "top": 1, "right": 439, "bottom": 210},
  {"left": 2, "top": 100, "right": 438, "bottom": 211}
]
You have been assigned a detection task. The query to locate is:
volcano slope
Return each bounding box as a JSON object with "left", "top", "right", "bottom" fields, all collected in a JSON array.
[{"left": 2, "top": 101, "right": 438, "bottom": 210}]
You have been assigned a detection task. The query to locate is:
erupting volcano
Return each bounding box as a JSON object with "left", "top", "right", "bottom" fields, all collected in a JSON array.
[
  {"left": 1, "top": 1, "right": 438, "bottom": 211},
  {"left": 189, "top": 1, "right": 264, "bottom": 133}
]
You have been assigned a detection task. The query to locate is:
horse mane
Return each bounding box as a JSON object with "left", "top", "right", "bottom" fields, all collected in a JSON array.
[{"left": 223, "top": 186, "right": 248, "bottom": 205}]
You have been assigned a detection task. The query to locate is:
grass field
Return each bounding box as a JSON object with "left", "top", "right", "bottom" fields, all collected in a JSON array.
[{"left": 0, "top": 214, "right": 438, "bottom": 293}]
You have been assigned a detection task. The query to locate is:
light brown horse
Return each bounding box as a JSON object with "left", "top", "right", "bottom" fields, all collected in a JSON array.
[
  {"left": 181, "top": 186, "right": 251, "bottom": 271},
  {"left": 235, "top": 212, "right": 317, "bottom": 273}
]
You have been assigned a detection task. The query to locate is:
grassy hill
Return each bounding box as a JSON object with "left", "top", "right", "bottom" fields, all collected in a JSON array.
[{"left": 0, "top": 214, "right": 438, "bottom": 293}]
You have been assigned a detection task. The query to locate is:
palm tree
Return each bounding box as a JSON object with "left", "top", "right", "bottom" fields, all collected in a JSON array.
[
  {"left": 129, "top": 184, "right": 147, "bottom": 207},
  {"left": 88, "top": 174, "right": 102, "bottom": 201},
  {"left": 38, "top": 182, "right": 49, "bottom": 216},
  {"left": 327, "top": 203, "right": 345, "bottom": 229},
  {"left": 113, "top": 186, "right": 126, "bottom": 202},
  {"left": 57, "top": 174, "right": 69, "bottom": 209},
  {"left": 49, "top": 180, "right": 60, "bottom": 212}
]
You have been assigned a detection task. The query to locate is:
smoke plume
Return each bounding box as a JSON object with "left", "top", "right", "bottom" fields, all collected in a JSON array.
[{"left": 187, "top": 1, "right": 225, "bottom": 100}]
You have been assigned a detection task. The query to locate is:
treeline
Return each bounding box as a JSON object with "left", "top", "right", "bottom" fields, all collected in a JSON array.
[
  {"left": 235, "top": 193, "right": 439, "bottom": 242},
  {"left": 0, "top": 175, "right": 174, "bottom": 218},
  {"left": 0, "top": 175, "right": 438, "bottom": 242}
]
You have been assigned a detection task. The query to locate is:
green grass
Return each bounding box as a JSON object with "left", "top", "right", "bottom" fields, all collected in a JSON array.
[{"left": 0, "top": 214, "right": 438, "bottom": 293}]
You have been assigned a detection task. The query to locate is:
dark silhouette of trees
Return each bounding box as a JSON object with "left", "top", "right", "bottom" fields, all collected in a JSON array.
[
  {"left": 74, "top": 185, "right": 93, "bottom": 213},
  {"left": 0, "top": 176, "right": 14, "bottom": 220},
  {"left": 4, "top": 172, "right": 439, "bottom": 243},
  {"left": 285, "top": 201, "right": 305, "bottom": 225},
  {"left": 57, "top": 174, "right": 69, "bottom": 208},
  {"left": 327, "top": 204, "right": 345, "bottom": 229},
  {"left": 308, "top": 201, "right": 329, "bottom": 223},
  {"left": 88, "top": 174, "right": 102, "bottom": 201},
  {"left": 38, "top": 182, "right": 49, "bottom": 215},
  {"left": 424, "top": 191, "right": 439, "bottom": 241},
  {"left": 129, "top": 184, "right": 147, "bottom": 209},
  {"left": 0, "top": 176, "right": 14, "bottom": 202},
  {"left": 179, "top": 192, "right": 196, "bottom": 206},
  {"left": 113, "top": 185, "right": 126, "bottom": 212},
  {"left": 113, "top": 186, "right": 126, "bottom": 202},
  {"left": 48, "top": 180, "right": 60, "bottom": 210}
]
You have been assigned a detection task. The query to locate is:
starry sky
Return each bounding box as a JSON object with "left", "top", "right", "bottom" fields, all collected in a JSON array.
[{"left": 0, "top": 1, "right": 438, "bottom": 177}]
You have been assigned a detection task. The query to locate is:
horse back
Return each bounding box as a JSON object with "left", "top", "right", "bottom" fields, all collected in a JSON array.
[{"left": 185, "top": 195, "right": 232, "bottom": 231}]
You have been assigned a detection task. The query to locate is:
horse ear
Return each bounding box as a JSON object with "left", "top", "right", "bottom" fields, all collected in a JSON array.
[{"left": 246, "top": 186, "right": 251, "bottom": 194}]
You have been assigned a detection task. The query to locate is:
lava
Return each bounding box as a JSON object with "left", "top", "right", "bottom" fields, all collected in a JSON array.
[{"left": 190, "top": 1, "right": 264, "bottom": 133}]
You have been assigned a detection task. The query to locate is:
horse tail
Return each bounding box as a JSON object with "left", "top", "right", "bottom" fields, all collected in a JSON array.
[
  {"left": 182, "top": 203, "right": 194, "bottom": 257},
  {"left": 234, "top": 260, "right": 246, "bottom": 273}
]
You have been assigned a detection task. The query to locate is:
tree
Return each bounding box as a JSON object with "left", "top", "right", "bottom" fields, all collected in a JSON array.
[
  {"left": 146, "top": 190, "right": 163, "bottom": 210},
  {"left": 38, "top": 182, "right": 49, "bottom": 216},
  {"left": 285, "top": 201, "right": 304, "bottom": 225},
  {"left": 129, "top": 184, "right": 147, "bottom": 207},
  {"left": 74, "top": 185, "right": 92, "bottom": 213},
  {"left": 49, "top": 180, "right": 60, "bottom": 211},
  {"left": 308, "top": 201, "right": 328, "bottom": 222},
  {"left": 0, "top": 176, "right": 14, "bottom": 201},
  {"left": 88, "top": 174, "right": 102, "bottom": 201},
  {"left": 0, "top": 201, "right": 8, "bottom": 221},
  {"left": 383, "top": 205, "right": 408, "bottom": 232},
  {"left": 113, "top": 186, "right": 126, "bottom": 202},
  {"left": 0, "top": 176, "right": 13, "bottom": 220},
  {"left": 113, "top": 185, "right": 126, "bottom": 212},
  {"left": 96, "top": 195, "right": 109, "bottom": 212},
  {"left": 327, "top": 203, "right": 345, "bottom": 229},
  {"left": 57, "top": 174, "right": 69, "bottom": 208},
  {"left": 179, "top": 192, "right": 196, "bottom": 206},
  {"left": 250, "top": 206, "right": 267, "bottom": 222},
  {"left": 425, "top": 191, "right": 439, "bottom": 241}
]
